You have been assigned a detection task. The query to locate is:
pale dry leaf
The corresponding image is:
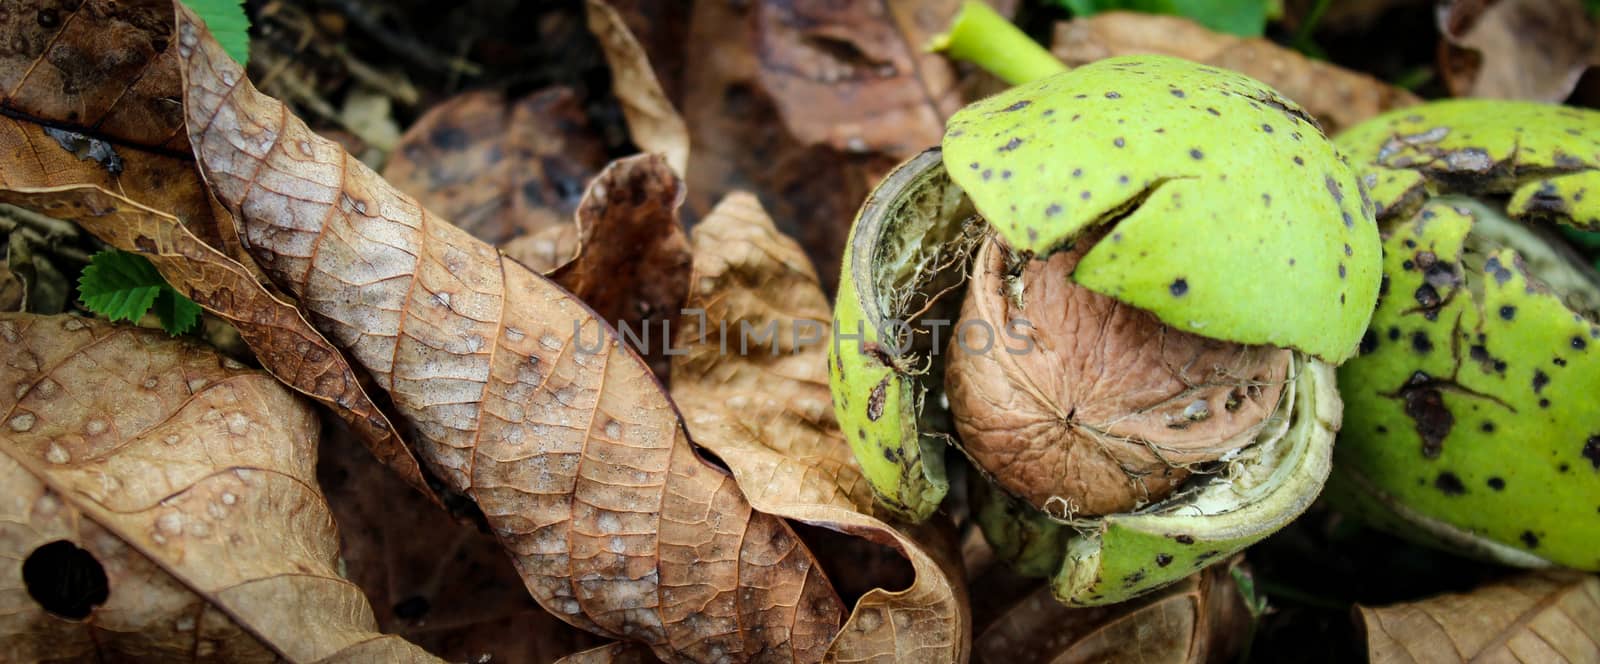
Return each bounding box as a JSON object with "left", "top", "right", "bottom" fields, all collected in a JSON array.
[
  {"left": 1360, "top": 571, "right": 1600, "bottom": 663},
  {"left": 174, "top": 4, "right": 846, "bottom": 661},
  {"left": 973, "top": 558, "right": 1248, "bottom": 664},
  {"left": 1052, "top": 12, "right": 1421, "bottom": 133},
  {"left": 584, "top": 0, "right": 689, "bottom": 176},
  {"left": 1438, "top": 0, "right": 1598, "bottom": 102},
  {"left": 381, "top": 88, "right": 608, "bottom": 247},
  {"left": 0, "top": 185, "right": 434, "bottom": 502},
  {"left": 502, "top": 223, "right": 582, "bottom": 275},
  {"left": 752, "top": 0, "right": 964, "bottom": 159},
  {"left": 670, "top": 192, "right": 971, "bottom": 664},
  {"left": 548, "top": 153, "right": 693, "bottom": 382},
  {"left": 0, "top": 313, "right": 439, "bottom": 663}
]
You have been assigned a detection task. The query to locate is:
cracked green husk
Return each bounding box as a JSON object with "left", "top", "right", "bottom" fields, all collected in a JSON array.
[
  {"left": 1331, "top": 99, "right": 1600, "bottom": 571},
  {"left": 831, "top": 56, "right": 1381, "bottom": 603}
]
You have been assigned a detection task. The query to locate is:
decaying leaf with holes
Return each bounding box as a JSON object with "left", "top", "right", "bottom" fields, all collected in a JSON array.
[
  {"left": 0, "top": 313, "right": 440, "bottom": 663},
  {"left": 1328, "top": 100, "right": 1600, "bottom": 571},
  {"left": 174, "top": 4, "right": 844, "bottom": 661},
  {"left": 831, "top": 56, "right": 1378, "bottom": 605},
  {"left": 0, "top": 185, "right": 433, "bottom": 502},
  {"left": 670, "top": 193, "right": 971, "bottom": 663}
]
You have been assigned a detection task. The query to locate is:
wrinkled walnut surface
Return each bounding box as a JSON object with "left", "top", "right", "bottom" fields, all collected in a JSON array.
[{"left": 946, "top": 236, "right": 1292, "bottom": 517}]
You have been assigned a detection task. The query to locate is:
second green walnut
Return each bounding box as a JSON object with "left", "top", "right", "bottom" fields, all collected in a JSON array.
[{"left": 830, "top": 55, "right": 1383, "bottom": 604}]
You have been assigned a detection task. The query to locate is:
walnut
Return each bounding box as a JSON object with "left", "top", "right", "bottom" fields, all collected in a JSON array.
[{"left": 946, "top": 235, "right": 1291, "bottom": 517}]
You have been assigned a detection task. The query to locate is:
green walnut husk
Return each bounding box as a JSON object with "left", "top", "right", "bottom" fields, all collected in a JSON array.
[
  {"left": 830, "top": 55, "right": 1381, "bottom": 604},
  {"left": 1329, "top": 99, "right": 1600, "bottom": 571}
]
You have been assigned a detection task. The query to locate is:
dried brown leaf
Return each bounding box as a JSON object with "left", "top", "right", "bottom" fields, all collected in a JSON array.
[
  {"left": 585, "top": 0, "right": 689, "bottom": 176},
  {"left": 752, "top": 0, "right": 963, "bottom": 158},
  {"left": 0, "top": 0, "right": 188, "bottom": 151},
  {"left": 0, "top": 0, "right": 248, "bottom": 266},
  {"left": 1438, "top": 0, "right": 1598, "bottom": 101},
  {"left": 1359, "top": 571, "right": 1600, "bottom": 663},
  {"left": 381, "top": 88, "right": 608, "bottom": 247},
  {"left": 681, "top": 0, "right": 899, "bottom": 295},
  {"left": 175, "top": 4, "right": 846, "bottom": 661},
  {"left": 318, "top": 423, "right": 612, "bottom": 664},
  {"left": 549, "top": 154, "right": 692, "bottom": 382},
  {"left": 0, "top": 185, "right": 433, "bottom": 502},
  {"left": 0, "top": 313, "right": 439, "bottom": 663},
  {"left": 1052, "top": 12, "right": 1422, "bottom": 133},
  {"left": 973, "top": 558, "right": 1248, "bottom": 664},
  {"left": 670, "top": 193, "right": 971, "bottom": 663}
]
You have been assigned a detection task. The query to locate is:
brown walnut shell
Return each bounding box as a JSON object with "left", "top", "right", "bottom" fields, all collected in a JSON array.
[{"left": 945, "top": 235, "right": 1293, "bottom": 517}]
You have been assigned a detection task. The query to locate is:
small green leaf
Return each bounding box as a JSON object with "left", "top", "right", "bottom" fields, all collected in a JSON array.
[
  {"left": 154, "top": 289, "right": 202, "bottom": 336},
  {"left": 1230, "top": 566, "right": 1270, "bottom": 616},
  {"left": 179, "top": 0, "right": 251, "bottom": 65},
  {"left": 78, "top": 251, "right": 201, "bottom": 335},
  {"left": 1054, "top": 0, "right": 1272, "bottom": 37}
]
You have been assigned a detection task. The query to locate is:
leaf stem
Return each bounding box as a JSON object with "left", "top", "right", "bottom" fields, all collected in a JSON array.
[{"left": 927, "top": 1, "right": 1067, "bottom": 86}]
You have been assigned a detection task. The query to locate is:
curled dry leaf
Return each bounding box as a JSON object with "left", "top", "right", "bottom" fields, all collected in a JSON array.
[
  {"left": 1359, "top": 571, "right": 1600, "bottom": 663},
  {"left": 0, "top": 0, "right": 247, "bottom": 266},
  {"left": 751, "top": 0, "right": 963, "bottom": 158},
  {"left": 974, "top": 558, "right": 1249, "bottom": 664},
  {"left": 175, "top": 4, "right": 846, "bottom": 661},
  {"left": 1437, "top": 0, "right": 1598, "bottom": 101},
  {"left": 670, "top": 193, "right": 971, "bottom": 663},
  {"left": 0, "top": 313, "right": 439, "bottom": 663},
  {"left": 1052, "top": 12, "right": 1421, "bottom": 133},
  {"left": 549, "top": 154, "right": 693, "bottom": 382},
  {"left": 585, "top": 0, "right": 689, "bottom": 176},
  {"left": 381, "top": 87, "right": 608, "bottom": 247},
  {"left": 0, "top": 185, "right": 433, "bottom": 501},
  {"left": 318, "top": 424, "right": 613, "bottom": 663}
]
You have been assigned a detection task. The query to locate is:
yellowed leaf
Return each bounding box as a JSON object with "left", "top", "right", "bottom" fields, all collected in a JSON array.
[
  {"left": 0, "top": 313, "right": 438, "bottom": 663},
  {"left": 670, "top": 192, "right": 971, "bottom": 663},
  {"left": 1360, "top": 571, "right": 1600, "bottom": 663},
  {"left": 585, "top": 0, "right": 689, "bottom": 176}
]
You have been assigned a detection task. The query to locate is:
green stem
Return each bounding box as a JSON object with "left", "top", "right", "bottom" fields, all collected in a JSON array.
[{"left": 928, "top": 1, "right": 1068, "bottom": 86}]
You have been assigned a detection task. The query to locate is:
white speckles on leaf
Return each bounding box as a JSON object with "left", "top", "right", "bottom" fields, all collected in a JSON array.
[
  {"left": 44, "top": 442, "right": 70, "bottom": 464},
  {"left": 9, "top": 412, "right": 35, "bottom": 432},
  {"left": 226, "top": 412, "right": 251, "bottom": 435}
]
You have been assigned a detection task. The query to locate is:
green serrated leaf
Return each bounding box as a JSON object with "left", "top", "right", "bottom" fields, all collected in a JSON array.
[
  {"left": 154, "top": 288, "right": 201, "bottom": 335},
  {"left": 180, "top": 0, "right": 251, "bottom": 65},
  {"left": 78, "top": 251, "right": 202, "bottom": 335}
]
